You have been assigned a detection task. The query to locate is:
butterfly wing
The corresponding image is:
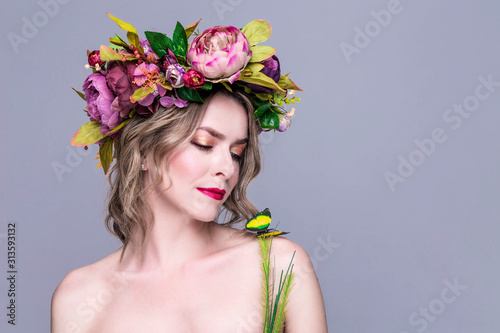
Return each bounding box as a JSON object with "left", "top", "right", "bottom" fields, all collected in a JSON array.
[
  {"left": 246, "top": 208, "right": 271, "bottom": 231},
  {"left": 257, "top": 230, "right": 290, "bottom": 238}
]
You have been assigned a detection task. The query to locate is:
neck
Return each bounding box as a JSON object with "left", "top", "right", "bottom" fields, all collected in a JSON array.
[{"left": 118, "top": 190, "right": 219, "bottom": 273}]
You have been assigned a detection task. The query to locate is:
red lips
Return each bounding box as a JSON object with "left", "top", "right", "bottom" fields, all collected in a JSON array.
[{"left": 197, "top": 187, "right": 226, "bottom": 201}]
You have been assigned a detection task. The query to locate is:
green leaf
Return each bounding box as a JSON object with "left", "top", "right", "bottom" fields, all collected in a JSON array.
[
  {"left": 72, "top": 87, "right": 86, "bottom": 101},
  {"left": 185, "top": 18, "right": 202, "bottom": 39},
  {"left": 239, "top": 71, "right": 283, "bottom": 92},
  {"left": 242, "top": 20, "right": 272, "bottom": 45},
  {"left": 130, "top": 87, "right": 154, "bottom": 103},
  {"left": 109, "top": 36, "right": 130, "bottom": 49},
  {"left": 158, "top": 81, "right": 173, "bottom": 90},
  {"left": 144, "top": 31, "right": 173, "bottom": 58},
  {"left": 99, "top": 136, "right": 114, "bottom": 175},
  {"left": 249, "top": 45, "right": 276, "bottom": 63},
  {"left": 172, "top": 21, "right": 188, "bottom": 58},
  {"left": 176, "top": 87, "right": 204, "bottom": 103},
  {"left": 259, "top": 109, "right": 280, "bottom": 130},
  {"left": 251, "top": 93, "right": 271, "bottom": 105},
  {"left": 221, "top": 82, "right": 233, "bottom": 92},
  {"left": 273, "top": 92, "right": 284, "bottom": 104},
  {"left": 108, "top": 119, "right": 130, "bottom": 135},
  {"left": 100, "top": 45, "right": 127, "bottom": 61},
  {"left": 199, "top": 81, "right": 213, "bottom": 90},
  {"left": 254, "top": 103, "right": 271, "bottom": 118},
  {"left": 245, "top": 63, "right": 265, "bottom": 73},
  {"left": 107, "top": 13, "right": 138, "bottom": 35},
  {"left": 278, "top": 74, "right": 302, "bottom": 91},
  {"left": 70, "top": 121, "right": 106, "bottom": 146}
]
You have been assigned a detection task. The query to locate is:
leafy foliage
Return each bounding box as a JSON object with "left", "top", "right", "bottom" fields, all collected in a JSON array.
[
  {"left": 144, "top": 31, "right": 173, "bottom": 58},
  {"left": 258, "top": 237, "right": 295, "bottom": 333}
]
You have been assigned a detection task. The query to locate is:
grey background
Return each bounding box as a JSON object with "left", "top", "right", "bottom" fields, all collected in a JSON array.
[{"left": 1, "top": 0, "right": 499, "bottom": 332}]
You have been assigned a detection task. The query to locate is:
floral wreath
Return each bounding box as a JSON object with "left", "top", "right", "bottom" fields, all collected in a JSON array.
[{"left": 71, "top": 13, "right": 301, "bottom": 174}]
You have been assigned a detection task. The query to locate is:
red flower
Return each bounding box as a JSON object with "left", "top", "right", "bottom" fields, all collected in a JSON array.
[
  {"left": 182, "top": 69, "right": 205, "bottom": 89},
  {"left": 88, "top": 50, "right": 104, "bottom": 67}
]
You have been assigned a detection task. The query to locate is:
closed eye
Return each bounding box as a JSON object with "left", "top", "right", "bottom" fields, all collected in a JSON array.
[
  {"left": 231, "top": 152, "right": 242, "bottom": 162},
  {"left": 192, "top": 141, "right": 243, "bottom": 162},
  {"left": 191, "top": 141, "right": 212, "bottom": 151}
]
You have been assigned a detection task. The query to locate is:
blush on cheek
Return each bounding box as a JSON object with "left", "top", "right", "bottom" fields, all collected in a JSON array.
[{"left": 168, "top": 146, "right": 207, "bottom": 183}]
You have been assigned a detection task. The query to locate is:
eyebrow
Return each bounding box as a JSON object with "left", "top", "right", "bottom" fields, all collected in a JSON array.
[{"left": 197, "top": 126, "right": 248, "bottom": 144}]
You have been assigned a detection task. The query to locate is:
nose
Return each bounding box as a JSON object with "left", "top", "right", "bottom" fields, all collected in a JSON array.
[{"left": 211, "top": 147, "right": 236, "bottom": 180}]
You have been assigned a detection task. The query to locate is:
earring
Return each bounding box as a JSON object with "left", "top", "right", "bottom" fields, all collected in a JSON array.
[{"left": 141, "top": 164, "right": 146, "bottom": 170}]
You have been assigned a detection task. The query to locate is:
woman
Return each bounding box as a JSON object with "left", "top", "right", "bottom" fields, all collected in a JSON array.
[{"left": 51, "top": 14, "right": 328, "bottom": 332}]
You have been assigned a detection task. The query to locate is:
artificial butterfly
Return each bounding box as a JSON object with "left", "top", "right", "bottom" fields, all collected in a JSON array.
[{"left": 246, "top": 208, "right": 289, "bottom": 238}]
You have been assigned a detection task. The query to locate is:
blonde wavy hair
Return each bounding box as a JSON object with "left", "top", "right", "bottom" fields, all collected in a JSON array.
[{"left": 105, "top": 88, "right": 261, "bottom": 254}]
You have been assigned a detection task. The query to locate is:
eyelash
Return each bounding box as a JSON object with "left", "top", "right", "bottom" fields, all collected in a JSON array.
[{"left": 191, "top": 142, "right": 242, "bottom": 162}]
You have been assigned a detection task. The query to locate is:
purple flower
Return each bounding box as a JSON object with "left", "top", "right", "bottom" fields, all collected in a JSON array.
[
  {"left": 83, "top": 73, "right": 120, "bottom": 134},
  {"left": 166, "top": 64, "right": 186, "bottom": 88},
  {"left": 158, "top": 49, "right": 178, "bottom": 72},
  {"left": 277, "top": 113, "right": 292, "bottom": 132},
  {"left": 139, "top": 37, "right": 158, "bottom": 60},
  {"left": 132, "top": 63, "right": 167, "bottom": 106},
  {"left": 135, "top": 99, "right": 160, "bottom": 116},
  {"left": 187, "top": 25, "right": 252, "bottom": 82},
  {"left": 247, "top": 55, "right": 281, "bottom": 93},
  {"left": 106, "top": 61, "right": 138, "bottom": 118},
  {"left": 160, "top": 95, "right": 188, "bottom": 108}
]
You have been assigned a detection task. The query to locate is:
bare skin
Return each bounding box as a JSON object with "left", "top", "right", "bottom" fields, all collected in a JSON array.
[{"left": 51, "top": 95, "right": 328, "bottom": 332}]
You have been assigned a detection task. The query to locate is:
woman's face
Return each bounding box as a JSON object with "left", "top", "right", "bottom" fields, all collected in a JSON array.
[{"left": 152, "top": 93, "right": 249, "bottom": 222}]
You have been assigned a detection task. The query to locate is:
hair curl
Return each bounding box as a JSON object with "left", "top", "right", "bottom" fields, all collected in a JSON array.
[{"left": 104, "top": 88, "right": 261, "bottom": 255}]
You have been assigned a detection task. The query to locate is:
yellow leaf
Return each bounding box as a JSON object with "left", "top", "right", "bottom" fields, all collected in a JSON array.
[
  {"left": 107, "top": 13, "right": 138, "bottom": 35},
  {"left": 185, "top": 18, "right": 202, "bottom": 39},
  {"left": 246, "top": 63, "right": 265, "bottom": 72},
  {"left": 130, "top": 87, "right": 154, "bottom": 103},
  {"left": 108, "top": 119, "right": 130, "bottom": 134},
  {"left": 100, "top": 45, "right": 126, "bottom": 61},
  {"left": 99, "top": 136, "right": 114, "bottom": 174},
  {"left": 127, "top": 31, "right": 139, "bottom": 48},
  {"left": 242, "top": 20, "right": 272, "bottom": 45},
  {"left": 159, "top": 81, "right": 173, "bottom": 90},
  {"left": 70, "top": 121, "right": 105, "bottom": 146},
  {"left": 239, "top": 71, "right": 284, "bottom": 92},
  {"left": 278, "top": 74, "right": 303, "bottom": 92},
  {"left": 249, "top": 46, "right": 276, "bottom": 63}
]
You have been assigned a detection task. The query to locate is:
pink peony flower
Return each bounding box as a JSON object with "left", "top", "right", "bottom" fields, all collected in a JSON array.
[
  {"left": 82, "top": 73, "right": 120, "bottom": 134},
  {"left": 187, "top": 26, "right": 252, "bottom": 82},
  {"left": 183, "top": 69, "right": 205, "bottom": 88}
]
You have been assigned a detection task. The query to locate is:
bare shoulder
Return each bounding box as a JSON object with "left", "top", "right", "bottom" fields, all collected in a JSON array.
[
  {"left": 51, "top": 249, "right": 122, "bottom": 332},
  {"left": 266, "top": 236, "right": 329, "bottom": 333}
]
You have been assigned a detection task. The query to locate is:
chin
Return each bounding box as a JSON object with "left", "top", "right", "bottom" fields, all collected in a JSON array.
[{"left": 191, "top": 206, "right": 221, "bottom": 223}]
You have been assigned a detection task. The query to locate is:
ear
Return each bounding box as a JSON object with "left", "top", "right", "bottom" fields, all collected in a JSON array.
[{"left": 141, "top": 158, "right": 148, "bottom": 171}]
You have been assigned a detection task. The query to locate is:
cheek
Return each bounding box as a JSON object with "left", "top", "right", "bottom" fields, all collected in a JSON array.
[
  {"left": 228, "top": 164, "right": 240, "bottom": 190},
  {"left": 168, "top": 148, "right": 207, "bottom": 182}
]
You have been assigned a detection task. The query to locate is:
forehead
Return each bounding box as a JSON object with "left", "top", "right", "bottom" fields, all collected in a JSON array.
[{"left": 200, "top": 94, "right": 248, "bottom": 138}]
